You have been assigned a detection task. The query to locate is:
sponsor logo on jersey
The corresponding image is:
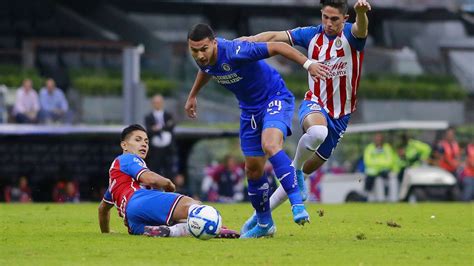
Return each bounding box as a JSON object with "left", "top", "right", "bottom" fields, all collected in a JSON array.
[
  {"left": 213, "top": 73, "right": 243, "bottom": 84},
  {"left": 308, "top": 103, "right": 321, "bottom": 111},
  {"left": 133, "top": 157, "right": 145, "bottom": 167}
]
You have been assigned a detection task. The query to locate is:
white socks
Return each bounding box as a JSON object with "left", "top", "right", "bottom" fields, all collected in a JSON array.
[
  {"left": 169, "top": 223, "right": 190, "bottom": 237},
  {"left": 269, "top": 185, "right": 288, "bottom": 210},
  {"left": 292, "top": 125, "right": 328, "bottom": 170},
  {"left": 267, "top": 125, "right": 327, "bottom": 211}
]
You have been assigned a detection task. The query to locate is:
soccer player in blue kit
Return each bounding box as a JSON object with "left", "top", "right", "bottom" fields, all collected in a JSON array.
[
  {"left": 185, "top": 24, "right": 329, "bottom": 238},
  {"left": 98, "top": 124, "right": 239, "bottom": 238}
]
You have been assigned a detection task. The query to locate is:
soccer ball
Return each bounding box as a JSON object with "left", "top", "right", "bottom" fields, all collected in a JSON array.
[{"left": 187, "top": 205, "right": 222, "bottom": 240}]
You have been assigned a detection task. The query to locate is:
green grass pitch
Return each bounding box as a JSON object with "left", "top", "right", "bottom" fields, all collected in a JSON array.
[{"left": 1, "top": 203, "right": 472, "bottom": 265}]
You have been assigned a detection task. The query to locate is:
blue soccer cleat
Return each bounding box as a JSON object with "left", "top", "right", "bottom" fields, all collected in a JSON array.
[
  {"left": 296, "top": 169, "right": 308, "bottom": 201},
  {"left": 292, "top": 204, "right": 310, "bottom": 225},
  {"left": 240, "top": 212, "right": 258, "bottom": 235},
  {"left": 240, "top": 222, "right": 276, "bottom": 239}
]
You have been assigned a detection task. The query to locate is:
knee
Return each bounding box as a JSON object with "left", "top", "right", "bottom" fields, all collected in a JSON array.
[
  {"left": 262, "top": 141, "right": 281, "bottom": 156},
  {"left": 245, "top": 164, "right": 263, "bottom": 179},
  {"left": 305, "top": 125, "right": 328, "bottom": 150}
]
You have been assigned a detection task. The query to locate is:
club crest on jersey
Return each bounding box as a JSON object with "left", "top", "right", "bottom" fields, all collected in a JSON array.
[
  {"left": 221, "top": 63, "right": 232, "bottom": 72},
  {"left": 335, "top": 38, "right": 342, "bottom": 48}
]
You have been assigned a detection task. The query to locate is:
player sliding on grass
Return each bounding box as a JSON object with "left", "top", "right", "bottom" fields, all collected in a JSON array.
[
  {"left": 238, "top": 0, "right": 370, "bottom": 233},
  {"left": 98, "top": 124, "right": 239, "bottom": 238},
  {"left": 185, "top": 23, "right": 329, "bottom": 238}
]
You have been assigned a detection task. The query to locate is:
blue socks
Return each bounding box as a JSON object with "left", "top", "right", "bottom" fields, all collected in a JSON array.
[
  {"left": 247, "top": 175, "right": 272, "bottom": 225},
  {"left": 269, "top": 150, "right": 303, "bottom": 206}
]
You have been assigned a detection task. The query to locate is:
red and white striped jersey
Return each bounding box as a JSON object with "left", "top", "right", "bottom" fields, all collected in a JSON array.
[
  {"left": 103, "top": 153, "right": 148, "bottom": 218},
  {"left": 287, "top": 23, "right": 366, "bottom": 119}
]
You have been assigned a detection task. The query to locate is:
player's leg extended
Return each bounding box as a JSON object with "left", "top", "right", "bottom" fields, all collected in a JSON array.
[
  {"left": 269, "top": 112, "right": 328, "bottom": 209},
  {"left": 293, "top": 110, "right": 328, "bottom": 200},
  {"left": 263, "top": 127, "right": 309, "bottom": 225},
  {"left": 240, "top": 156, "right": 276, "bottom": 238}
]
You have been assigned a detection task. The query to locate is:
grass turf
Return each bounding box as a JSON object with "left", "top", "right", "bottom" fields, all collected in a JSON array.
[{"left": 1, "top": 203, "right": 472, "bottom": 265}]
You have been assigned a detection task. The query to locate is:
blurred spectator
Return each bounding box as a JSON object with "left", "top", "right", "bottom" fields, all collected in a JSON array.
[
  {"left": 38, "top": 78, "right": 70, "bottom": 124},
  {"left": 145, "top": 94, "right": 176, "bottom": 178},
  {"left": 434, "top": 127, "right": 461, "bottom": 176},
  {"left": 397, "top": 133, "right": 432, "bottom": 183},
  {"left": 461, "top": 141, "right": 474, "bottom": 201},
  {"left": 13, "top": 79, "right": 40, "bottom": 124},
  {"left": 53, "top": 180, "right": 80, "bottom": 203},
  {"left": 173, "top": 173, "right": 190, "bottom": 196},
  {"left": 211, "top": 155, "right": 245, "bottom": 202},
  {"left": 201, "top": 162, "right": 219, "bottom": 201},
  {"left": 4, "top": 176, "right": 32, "bottom": 203},
  {"left": 363, "top": 133, "right": 398, "bottom": 200},
  {"left": 0, "top": 85, "right": 8, "bottom": 123}
]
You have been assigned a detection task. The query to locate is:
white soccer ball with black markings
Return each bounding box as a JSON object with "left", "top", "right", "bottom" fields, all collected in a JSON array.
[{"left": 187, "top": 205, "right": 222, "bottom": 240}]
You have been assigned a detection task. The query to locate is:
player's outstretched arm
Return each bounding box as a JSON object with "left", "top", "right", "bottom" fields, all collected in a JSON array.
[
  {"left": 267, "top": 42, "right": 329, "bottom": 80},
  {"left": 237, "top": 31, "right": 290, "bottom": 44},
  {"left": 352, "top": 0, "right": 371, "bottom": 38},
  {"left": 98, "top": 201, "right": 113, "bottom": 233},
  {"left": 185, "top": 70, "right": 211, "bottom": 119},
  {"left": 140, "top": 171, "right": 176, "bottom": 192}
]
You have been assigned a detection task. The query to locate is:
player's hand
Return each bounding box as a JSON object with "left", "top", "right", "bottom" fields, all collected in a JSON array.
[
  {"left": 185, "top": 97, "right": 198, "bottom": 119},
  {"left": 163, "top": 179, "right": 176, "bottom": 192},
  {"left": 354, "top": 0, "right": 371, "bottom": 14},
  {"left": 307, "top": 62, "right": 330, "bottom": 81},
  {"left": 235, "top": 36, "right": 257, "bottom": 42}
]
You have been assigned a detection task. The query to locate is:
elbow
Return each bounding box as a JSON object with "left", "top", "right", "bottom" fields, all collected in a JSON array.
[{"left": 267, "top": 42, "right": 285, "bottom": 56}]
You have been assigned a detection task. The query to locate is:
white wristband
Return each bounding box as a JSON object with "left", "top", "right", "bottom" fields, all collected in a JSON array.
[{"left": 303, "top": 59, "right": 313, "bottom": 70}]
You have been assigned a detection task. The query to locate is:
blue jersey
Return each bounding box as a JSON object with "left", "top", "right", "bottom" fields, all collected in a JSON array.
[{"left": 198, "top": 38, "right": 293, "bottom": 113}]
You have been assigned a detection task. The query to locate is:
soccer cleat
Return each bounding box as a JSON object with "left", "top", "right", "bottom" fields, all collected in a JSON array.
[
  {"left": 216, "top": 227, "right": 240, "bottom": 239},
  {"left": 296, "top": 169, "right": 308, "bottom": 201},
  {"left": 292, "top": 204, "right": 310, "bottom": 225},
  {"left": 239, "top": 222, "right": 276, "bottom": 239},
  {"left": 143, "top": 225, "right": 171, "bottom": 237},
  {"left": 240, "top": 213, "right": 258, "bottom": 235}
]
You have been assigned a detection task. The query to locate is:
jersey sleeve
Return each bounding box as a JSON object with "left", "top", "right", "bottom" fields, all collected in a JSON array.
[
  {"left": 344, "top": 23, "right": 366, "bottom": 51},
  {"left": 118, "top": 154, "right": 149, "bottom": 181},
  {"left": 287, "top": 26, "right": 321, "bottom": 49},
  {"left": 102, "top": 188, "right": 114, "bottom": 204},
  {"left": 229, "top": 40, "right": 270, "bottom": 62}
]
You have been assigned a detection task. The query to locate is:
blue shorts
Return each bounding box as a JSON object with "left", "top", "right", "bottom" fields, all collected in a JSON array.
[
  {"left": 240, "top": 94, "right": 294, "bottom": 157},
  {"left": 125, "top": 189, "right": 183, "bottom": 235},
  {"left": 298, "top": 100, "right": 350, "bottom": 160}
]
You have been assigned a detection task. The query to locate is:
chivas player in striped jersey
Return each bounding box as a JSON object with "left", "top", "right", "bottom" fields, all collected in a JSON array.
[{"left": 239, "top": 0, "right": 370, "bottom": 215}]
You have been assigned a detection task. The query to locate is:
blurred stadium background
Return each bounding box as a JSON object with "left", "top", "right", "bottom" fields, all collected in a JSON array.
[{"left": 0, "top": 0, "right": 473, "bottom": 204}]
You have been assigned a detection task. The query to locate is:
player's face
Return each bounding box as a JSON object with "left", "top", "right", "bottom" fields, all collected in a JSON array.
[
  {"left": 321, "top": 6, "right": 349, "bottom": 36},
  {"left": 121, "top": 130, "right": 149, "bottom": 159},
  {"left": 188, "top": 38, "right": 217, "bottom": 66}
]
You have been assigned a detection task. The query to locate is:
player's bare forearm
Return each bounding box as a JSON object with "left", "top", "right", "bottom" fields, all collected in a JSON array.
[
  {"left": 245, "top": 31, "right": 290, "bottom": 44},
  {"left": 185, "top": 70, "right": 210, "bottom": 118},
  {"left": 353, "top": 13, "right": 369, "bottom": 38},
  {"left": 188, "top": 71, "right": 210, "bottom": 99},
  {"left": 98, "top": 201, "right": 113, "bottom": 233},
  {"left": 352, "top": 0, "right": 371, "bottom": 38},
  {"left": 267, "top": 42, "right": 329, "bottom": 80},
  {"left": 139, "top": 171, "right": 176, "bottom": 192},
  {"left": 267, "top": 42, "right": 308, "bottom": 66}
]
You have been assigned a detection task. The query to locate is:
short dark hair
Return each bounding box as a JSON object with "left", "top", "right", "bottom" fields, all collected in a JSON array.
[
  {"left": 121, "top": 124, "right": 147, "bottom": 141},
  {"left": 320, "top": 0, "right": 348, "bottom": 14},
  {"left": 188, "top": 23, "right": 215, "bottom": 41}
]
